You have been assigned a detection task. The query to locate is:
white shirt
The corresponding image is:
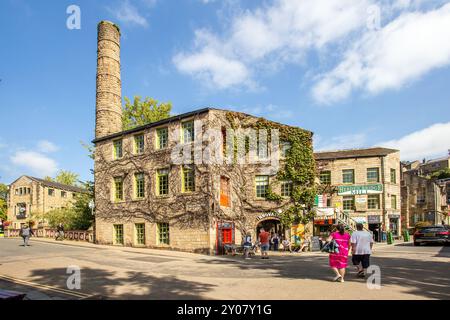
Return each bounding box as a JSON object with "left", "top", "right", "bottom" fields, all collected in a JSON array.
[{"left": 351, "top": 230, "right": 374, "bottom": 255}]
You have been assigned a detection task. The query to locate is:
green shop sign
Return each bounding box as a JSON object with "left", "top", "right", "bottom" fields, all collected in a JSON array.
[{"left": 337, "top": 184, "right": 383, "bottom": 195}]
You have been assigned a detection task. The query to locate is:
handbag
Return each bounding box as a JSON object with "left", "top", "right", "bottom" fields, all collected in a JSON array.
[{"left": 321, "top": 239, "right": 340, "bottom": 254}]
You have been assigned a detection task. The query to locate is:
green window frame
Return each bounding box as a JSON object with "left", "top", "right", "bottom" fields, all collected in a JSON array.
[
  {"left": 114, "top": 224, "right": 124, "bottom": 245},
  {"left": 135, "top": 223, "right": 145, "bottom": 245},
  {"left": 367, "top": 168, "right": 380, "bottom": 183},
  {"left": 368, "top": 195, "right": 380, "bottom": 209},
  {"left": 391, "top": 195, "right": 397, "bottom": 210},
  {"left": 134, "top": 134, "right": 145, "bottom": 154},
  {"left": 342, "top": 169, "right": 354, "bottom": 184},
  {"left": 157, "top": 169, "right": 169, "bottom": 196},
  {"left": 319, "top": 171, "right": 331, "bottom": 184},
  {"left": 391, "top": 168, "right": 397, "bottom": 183},
  {"left": 343, "top": 196, "right": 355, "bottom": 211},
  {"left": 156, "top": 127, "right": 168, "bottom": 149},
  {"left": 280, "top": 141, "right": 291, "bottom": 158},
  {"left": 135, "top": 173, "right": 145, "bottom": 199},
  {"left": 114, "top": 177, "right": 124, "bottom": 201},
  {"left": 157, "top": 222, "right": 170, "bottom": 245},
  {"left": 281, "top": 181, "right": 293, "bottom": 197},
  {"left": 255, "top": 175, "right": 269, "bottom": 198},
  {"left": 182, "top": 121, "right": 194, "bottom": 143},
  {"left": 182, "top": 167, "right": 195, "bottom": 192},
  {"left": 113, "top": 139, "right": 123, "bottom": 159}
]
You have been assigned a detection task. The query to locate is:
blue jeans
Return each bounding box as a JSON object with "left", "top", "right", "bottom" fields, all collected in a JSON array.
[{"left": 22, "top": 236, "right": 29, "bottom": 246}]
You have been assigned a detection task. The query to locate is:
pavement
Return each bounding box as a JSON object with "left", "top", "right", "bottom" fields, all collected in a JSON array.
[{"left": 0, "top": 237, "right": 449, "bottom": 300}]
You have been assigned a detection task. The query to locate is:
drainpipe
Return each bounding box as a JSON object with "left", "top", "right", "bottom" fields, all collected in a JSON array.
[{"left": 381, "top": 156, "right": 387, "bottom": 231}]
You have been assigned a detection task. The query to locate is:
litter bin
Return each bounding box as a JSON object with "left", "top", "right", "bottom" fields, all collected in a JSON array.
[
  {"left": 403, "top": 230, "right": 410, "bottom": 242},
  {"left": 387, "top": 231, "right": 394, "bottom": 245}
]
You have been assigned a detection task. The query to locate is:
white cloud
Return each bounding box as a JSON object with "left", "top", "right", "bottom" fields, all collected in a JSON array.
[
  {"left": 10, "top": 151, "right": 58, "bottom": 177},
  {"left": 314, "top": 133, "right": 368, "bottom": 152},
  {"left": 37, "top": 140, "right": 58, "bottom": 153},
  {"left": 378, "top": 122, "right": 450, "bottom": 160},
  {"left": 111, "top": 0, "right": 148, "bottom": 27},
  {"left": 313, "top": 2, "right": 450, "bottom": 104},
  {"left": 174, "top": 0, "right": 371, "bottom": 90},
  {"left": 229, "top": 104, "right": 294, "bottom": 121}
]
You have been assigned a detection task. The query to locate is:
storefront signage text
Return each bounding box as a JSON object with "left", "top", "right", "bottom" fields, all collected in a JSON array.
[
  {"left": 338, "top": 184, "right": 383, "bottom": 195},
  {"left": 256, "top": 212, "right": 280, "bottom": 221}
]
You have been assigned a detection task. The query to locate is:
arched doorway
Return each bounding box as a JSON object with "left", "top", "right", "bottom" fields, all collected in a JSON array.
[{"left": 256, "top": 219, "right": 284, "bottom": 237}]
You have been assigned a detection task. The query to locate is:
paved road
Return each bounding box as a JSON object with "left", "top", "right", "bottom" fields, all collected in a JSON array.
[{"left": 0, "top": 238, "right": 449, "bottom": 300}]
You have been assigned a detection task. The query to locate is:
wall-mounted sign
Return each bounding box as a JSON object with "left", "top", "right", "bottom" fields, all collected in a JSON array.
[
  {"left": 356, "top": 197, "right": 367, "bottom": 204},
  {"left": 315, "top": 207, "right": 335, "bottom": 217},
  {"left": 368, "top": 215, "right": 381, "bottom": 224},
  {"left": 256, "top": 212, "right": 280, "bottom": 221},
  {"left": 353, "top": 217, "right": 368, "bottom": 224},
  {"left": 338, "top": 184, "right": 383, "bottom": 195},
  {"left": 388, "top": 213, "right": 401, "bottom": 219}
]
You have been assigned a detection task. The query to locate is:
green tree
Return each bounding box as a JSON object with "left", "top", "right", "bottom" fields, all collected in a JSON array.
[
  {"left": 430, "top": 168, "right": 450, "bottom": 180},
  {"left": 55, "top": 170, "right": 79, "bottom": 186},
  {"left": 45, "top": 170, "right": 80, "bottom": 186},
  {"left": 122, "top": 96, "right": 172, "bottom": 130},
  {"left": 0, "top": 183, "right": 8, "bottom": 221},
  {"left": 44, "top": 182, "right": 94, "bottom": 230}
]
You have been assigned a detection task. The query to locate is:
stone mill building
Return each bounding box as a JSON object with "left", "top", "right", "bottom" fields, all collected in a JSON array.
[{"left": 92, "top": 21, "right": 315, "bottom": 254}]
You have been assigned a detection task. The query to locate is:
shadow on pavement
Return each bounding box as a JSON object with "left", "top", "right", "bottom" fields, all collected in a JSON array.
[
  {"left": 200, "top": 253, "right": 450, "bottom": 300},
  {"left": 28, "top": 267, "right": 215, "bottom": 300}
]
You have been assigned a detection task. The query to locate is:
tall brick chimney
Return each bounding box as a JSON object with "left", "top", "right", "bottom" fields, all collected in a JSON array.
[{"left": 95, "top": 21, "right": 122, "bottom": 139}]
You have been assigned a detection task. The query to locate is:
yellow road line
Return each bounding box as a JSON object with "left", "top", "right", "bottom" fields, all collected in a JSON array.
[{"left": 0, "top": 274, "right": 91, "bottom": 299}]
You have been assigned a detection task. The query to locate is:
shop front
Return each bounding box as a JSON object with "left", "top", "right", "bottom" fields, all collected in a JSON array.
[
  {"left": 388, "top": 213, "right": 401, "bottom": 237},
  {"left": 313, "top": 207, "right": 336, "bottom": 238},
  {"left": 368, "top": 215, "right": 382, "bottom": 242}
]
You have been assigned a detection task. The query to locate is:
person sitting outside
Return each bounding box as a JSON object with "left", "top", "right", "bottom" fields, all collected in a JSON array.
[
  {"left": 299, "top": 236, "right": 311, "bottom": 252},
  {"left": 282, "top": 237, "right": 292, "bottom": 253}
]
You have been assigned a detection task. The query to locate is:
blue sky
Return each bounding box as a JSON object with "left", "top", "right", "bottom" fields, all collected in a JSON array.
[{"left": 1, "top": 0, "right": 450, "bottom": 184}]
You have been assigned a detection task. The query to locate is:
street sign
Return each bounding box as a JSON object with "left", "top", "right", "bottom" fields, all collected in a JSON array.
[{"left": 88, "top": 200, "right": 95, "bottom": 209}]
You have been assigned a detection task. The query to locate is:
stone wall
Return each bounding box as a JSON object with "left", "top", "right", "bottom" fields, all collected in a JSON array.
[
  {"left": 94, "top": 109, "right": 312, "bottom": 254},
  {"left": 316, "top": 151, "right": 401, "bottom": 234}
]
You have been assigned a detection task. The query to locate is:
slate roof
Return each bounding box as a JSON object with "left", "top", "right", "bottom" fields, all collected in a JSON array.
[{"left": 314, "top": 147, "right": 399, "bottom": 160}]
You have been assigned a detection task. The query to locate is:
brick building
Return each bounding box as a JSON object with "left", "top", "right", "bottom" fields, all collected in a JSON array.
[
  {"left": 314, "top": 148, "right": 401, "bottom": 239},
  {"left": 7, "top": 175, "right": 87, "bottom": 229},
  {"left": 92, "top": 21, "right": 314, "bottom": 254}
]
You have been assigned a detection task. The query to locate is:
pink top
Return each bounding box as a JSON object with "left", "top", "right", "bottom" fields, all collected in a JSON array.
[{"left": 329, "top": 231, "right": 351, "bottom": 269}]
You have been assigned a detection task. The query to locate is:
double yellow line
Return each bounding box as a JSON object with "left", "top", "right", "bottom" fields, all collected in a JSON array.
[{"left": 0, "top": 274, "right": 92, "bottom": 299}]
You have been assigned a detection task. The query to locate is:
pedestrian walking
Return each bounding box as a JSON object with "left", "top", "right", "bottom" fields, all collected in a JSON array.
[
  {"left": 351, "top": 223, "right": 374, "bottom": 278},
  {"left": 243, "top": 232, "right": 253, "bottom": 260},
  {"left": 56, "top": 223, "right": 65, "bottom": 241},
  {"left": 271, "top": 233, "right": 280, "bottom": 251},
  {"left": 327, "top": 224, "right": 351, "bottom": 283},
  {"left": 19, "top": 224, "right": 34, "bottom": 247},
  {"left": 259, "top": 228, "right": 270, "bottom": 259}
]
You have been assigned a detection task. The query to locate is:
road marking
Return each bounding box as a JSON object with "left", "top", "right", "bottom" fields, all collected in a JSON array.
[{"left": 0, "top": 274, "right": 92, "bottom": 299}]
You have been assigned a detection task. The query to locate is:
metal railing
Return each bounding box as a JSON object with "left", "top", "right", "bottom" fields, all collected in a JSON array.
[{"left": 334, "top": 210, "right": 370, "bottom": 232}]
